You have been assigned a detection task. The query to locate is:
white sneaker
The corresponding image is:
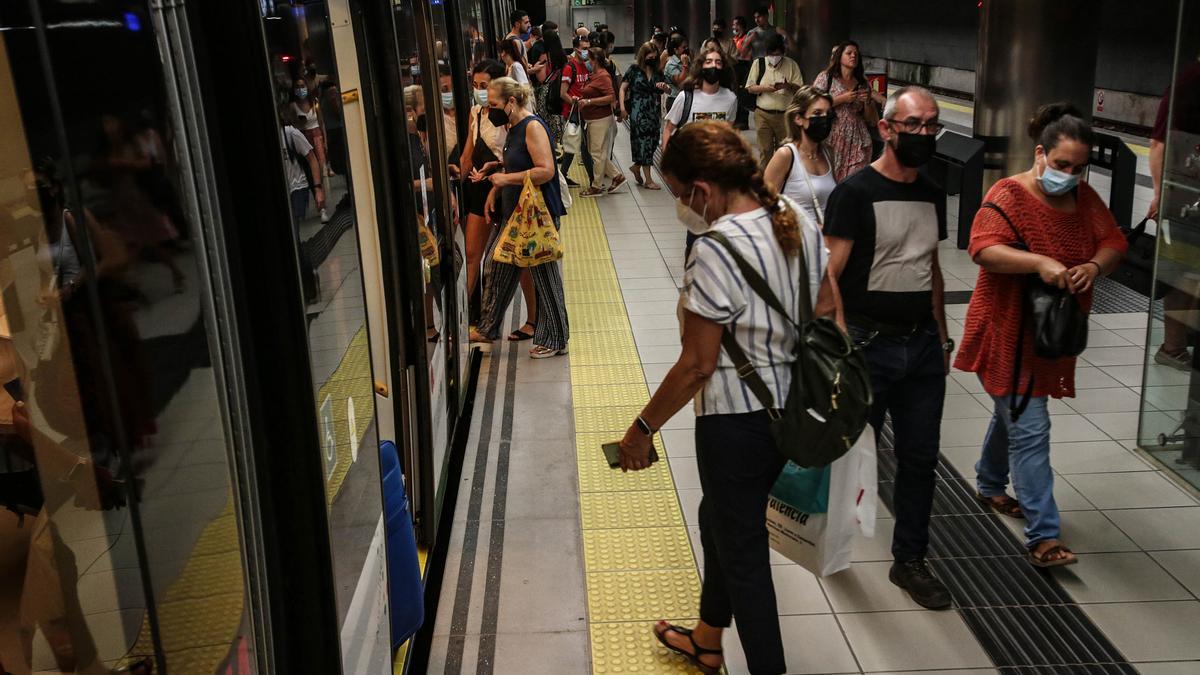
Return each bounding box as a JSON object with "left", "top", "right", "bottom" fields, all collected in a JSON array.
[{"left": 320, "top": 208, "right": 330, "bottom": 223}]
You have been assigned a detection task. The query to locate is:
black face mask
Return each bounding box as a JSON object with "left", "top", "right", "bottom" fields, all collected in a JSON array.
[
  {"left": 646, "top": 58, "right": 659, "bottom": 68},
  {"left": 891, "top": 131, "right": 937, "bottom": 168},
  {"left": 415, "top": 113, "right": 427, "bottom": 133},
  {"left": 487, "top": 106, "right": 510, "bottom": 127},
  {"left": 701, "top": 67, "right": 721, "bottom": 85},
  {"left": 804, "top": 115, "right": 833, "bottom": 143}
]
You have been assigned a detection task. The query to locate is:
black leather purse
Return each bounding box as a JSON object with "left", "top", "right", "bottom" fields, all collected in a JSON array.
[{"left": 981, "top": 202, "right": 1089, "bottom": 421}]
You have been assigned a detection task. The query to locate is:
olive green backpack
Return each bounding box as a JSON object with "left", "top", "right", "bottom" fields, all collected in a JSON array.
[{"left": 703, "top": 231, "right": 873, "bottom": 468}]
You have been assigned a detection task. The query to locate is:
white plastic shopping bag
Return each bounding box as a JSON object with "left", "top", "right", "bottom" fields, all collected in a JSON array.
[{"left": 765, "top": 427, "right": 878, "bottom": 576}]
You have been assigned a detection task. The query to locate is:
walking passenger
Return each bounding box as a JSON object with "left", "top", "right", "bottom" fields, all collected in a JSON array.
[
  {"left": 577, "top": 47, "right": 626, "bottom": 197},
  {"left": 824, "top": 86, "right": 952, "bottom": 609},
  {"left": 459, "top": 59, "right": 507, "bottom": 310},
  {"left": 620, "top": 42, "right": 671, "bottom": 190},
  {"left": 745, "top": 33, "right": 803, "bottom": 167},
  {"left": 619, "top": 121, "right": 837, "bottom": 675},
  {"left": 954, "top": 103, "right": 1127, "bottom": 568},
  {"left": 764, "top": 86, "right": 837, "bottom": 228},
  {"left": 560, "top": 34, "right": 594, "bottom": 186},
  {"left": 470, "top": 78, "right": 569, "bottom": 358},
  {"left": 663, "top": 36, "right": 690, "bottom": 112},
  {"left": 812, "top": 41, "right": 887, "bottom": 181}
]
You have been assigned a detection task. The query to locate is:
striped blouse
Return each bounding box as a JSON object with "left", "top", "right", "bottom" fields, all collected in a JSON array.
[{"left": 681, "top": 196, "right": 827, "bottom": 416}]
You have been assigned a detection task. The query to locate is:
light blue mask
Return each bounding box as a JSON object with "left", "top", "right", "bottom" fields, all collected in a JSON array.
[
  {"left": 474, "top": 89, "right": 489, "bottom": 105},
  {"left": 1037, "top": 163, "right": 1080, "bottom": 196},
  {"left": 578, "top": 50, "right": 590, "bottom": 62},
  {"left": 441, "top": 92, "right": 454, "bottom": 109},
  {"left": 411, "top": 64, "right": 421, "bottom": 77}
]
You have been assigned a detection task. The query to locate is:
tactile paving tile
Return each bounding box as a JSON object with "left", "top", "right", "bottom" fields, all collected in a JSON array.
[
  {"left": 581, "top": 491, "right": 685, "bottom": 530},
  {"left": 583, "top": 527, "right": 696, "bottom": 572},
  {"left": 586, "top": 570, "right": 702, "bottom": 623},
  {"left": 590, "top": 621, "right": 713, "bottom": 674},
  {"left": 571, "top": 363, "right": 647, "bottom": 386},
  {"left": 575, "top": 405, "right": 647, "bottom": 434},
  {"left": 567, "top": 303, "right": 634, "bottom": 332},
  {"left": 572, "top": 383, "right": 650, "bottom": 408},
  {"left": 577, "top": 443, "right": 673, "bottom": 493},
  {"left": 565, "top": 283, "right": 625, "bottom": 305},
  {"left": 570, "top": 336, "right": 641, "bottom": 366}
]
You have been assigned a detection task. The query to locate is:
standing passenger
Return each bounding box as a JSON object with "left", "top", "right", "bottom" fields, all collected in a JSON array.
[
  {"left": 662, "top": 36, "right": 690, "bottom": 112},
  {"left": 459, "top": 59, "right": 508, "bottom": 316},
  {"left": 471, "top": 78, "right": 569, "bottom": 358},
  {"left": 954, "top": 103, "right": 1127, "bottom": 568},
  {"left": 731, "top": 16, "right": 753, "bottom": 130},
  {"left": 620, "top": 42, "right": 671, "bottom": 190},
  {"left": 745, "top": 33, "right": 803, "bottom": 168},
  {"left": 619, "top": 121, "right": 839, "bottom": 675},
  {"left": 812, "top": 41, "right": 887, "bottom": 181},
  {"left": 560, "top": 34, "right": 594, "bottom": 186},
  {"left": 823, "top": 86, "right": 952, "bottom": 610},
  {"left": 576, "top": 47, "right": 626, "bottom": 197},
  {"left": 533, "top": 31, "right": 569, "bottom": 147}
]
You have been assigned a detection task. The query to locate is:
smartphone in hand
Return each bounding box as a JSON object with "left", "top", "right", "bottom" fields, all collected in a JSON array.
[{"left": 603, "top": 442, "right": 659, "bottom": 469}]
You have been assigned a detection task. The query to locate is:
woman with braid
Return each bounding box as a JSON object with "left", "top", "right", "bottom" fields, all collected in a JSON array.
[{"left": 617, "top": 121, "right": 841, "bottom": 675}]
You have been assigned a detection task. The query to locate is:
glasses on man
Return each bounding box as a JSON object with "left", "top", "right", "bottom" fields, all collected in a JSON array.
[{"left": 886, "top": 118, "right": 945, "bottom": 135}]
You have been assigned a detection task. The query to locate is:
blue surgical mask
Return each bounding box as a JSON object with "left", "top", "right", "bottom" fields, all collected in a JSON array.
[
  {"left": 294, "top": 87, "right": 308, "bottom": 99},
  {"left": 1037, "top": 162, "right": 1081, "bottom": 196},
  {"left": 578, "top": 50, "right": 590, "bottom": 62},
  {"left": 411, "top": 64, "right": 421, "bottom": 77},
  {"left": 441, "top": 92, "right": 454, "bottom": 109},
  {"left": 474, "top": 89, "right": 489, "bottom": 105},
  {"left": 585, "top": 60, "right": 595, "bottom": 73}
]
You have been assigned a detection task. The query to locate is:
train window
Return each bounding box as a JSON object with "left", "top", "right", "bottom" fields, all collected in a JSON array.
[
  {"left": 259, "top": 1, "right": 389, "bottom": 670},
  {"left": 0, "top": 2, "right": 257, "bottom": 673}
]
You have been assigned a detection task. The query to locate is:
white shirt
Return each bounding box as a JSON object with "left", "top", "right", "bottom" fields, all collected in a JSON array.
[
  {"left": 509, "top": 61, "right": 530, "bottom": 85},
  {"left": 780, "top": 144, "right": 837, "bottom": 228},
  {"left": 291, "top": 102, "right": 320, "bottom": 131},
  {"left": 467, "top": 104, "right": 507, "bottom": 159},
  {"left": 281, "top": 126, "right": 314, "bottom": 193},
  {"left": 682, "top": 196, "right": 827, "bottom": 416},
  {"left": 666, "top": 87, "right": 739, "bottom": 127}
]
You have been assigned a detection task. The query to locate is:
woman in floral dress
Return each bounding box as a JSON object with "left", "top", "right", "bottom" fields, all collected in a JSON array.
[
  {"left": 619, "top": 42, "right": 670, "bottom": 189},
  {"left": 812, "top": 41, "right": 886, "bottom": 182}
]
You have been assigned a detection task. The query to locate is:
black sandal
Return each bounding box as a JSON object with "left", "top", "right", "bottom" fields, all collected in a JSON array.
[
  {"left": 507, "top": 322, "right": 536, "bottom": 341},
  {"left": 652, "top": 622, "right": 723, "bottom": 674},
  {"left": 975, "top": 492, "right": 1025, "bottom": 519}
]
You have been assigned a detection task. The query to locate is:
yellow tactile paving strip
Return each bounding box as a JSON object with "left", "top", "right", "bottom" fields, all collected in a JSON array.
[
  {"left": 560, "top": 172, "right": 710, "bottom": 674},
  {"left": 120, "top": 325, "right": 375, "bottom": 671}
]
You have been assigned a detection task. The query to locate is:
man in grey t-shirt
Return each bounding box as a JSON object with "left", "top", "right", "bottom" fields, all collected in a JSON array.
[{"left": 746, "top": 6, "right": 787, "bottom": 59}]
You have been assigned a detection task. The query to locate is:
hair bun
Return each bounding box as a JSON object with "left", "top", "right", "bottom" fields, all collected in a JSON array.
[{"left": 1028, "top": 102, "right": 1082, "bottom": 141}]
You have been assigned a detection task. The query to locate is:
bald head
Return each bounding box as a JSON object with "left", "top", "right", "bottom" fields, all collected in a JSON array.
[{"left": 883, "top": 85, "right": 938, "bottom": 122}]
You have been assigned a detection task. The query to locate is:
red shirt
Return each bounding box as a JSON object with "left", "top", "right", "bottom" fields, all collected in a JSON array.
[
  {"left": 561, "top": 57, "right": 590, "bottom": 117},
  {"left": 953, "top": 179, "right": 1128, "bottom": 399}
]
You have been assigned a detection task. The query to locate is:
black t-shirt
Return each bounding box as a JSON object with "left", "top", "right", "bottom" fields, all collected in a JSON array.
[{"left": 824, "top": 166, "right": 947, "bottom": 325}]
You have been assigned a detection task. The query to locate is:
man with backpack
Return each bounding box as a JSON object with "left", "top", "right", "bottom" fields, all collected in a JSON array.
[
  {"left": 560, "top": 34, "right": 595, "bottom": 186},
  {"left": 745, "top": 33, "right": 803, "bottom": 167}
]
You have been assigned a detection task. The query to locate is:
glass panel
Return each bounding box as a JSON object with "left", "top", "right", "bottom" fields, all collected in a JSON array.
[
  {"left": 260, "top": 1, "right": 389, "bottom": 670},
  {"left": 0, "top": 1, "right": 256, "bottom": 672},
  {"left": 1138, "top": 0, "right": 1200, "bottom": 488}
]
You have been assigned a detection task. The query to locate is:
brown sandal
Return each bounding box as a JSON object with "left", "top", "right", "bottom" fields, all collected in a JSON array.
[
  {"left": 652, "top": 622, "right": 722, "bottom": 674},
  {"left": 1029, "top": 542, "right": 1078, "bottom": 568},
  {"left": 976, "top": 492, "right": 1025, "bottom": 519}
]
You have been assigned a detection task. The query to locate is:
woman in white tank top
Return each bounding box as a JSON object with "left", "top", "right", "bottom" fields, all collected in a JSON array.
[{"left": 764, "top": 86, "right": 839, "bottom": 229}]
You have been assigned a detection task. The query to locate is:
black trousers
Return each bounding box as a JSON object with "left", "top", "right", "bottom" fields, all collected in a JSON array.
[{"left": 696, "top": 411, "right": 787, "bottom": 675}]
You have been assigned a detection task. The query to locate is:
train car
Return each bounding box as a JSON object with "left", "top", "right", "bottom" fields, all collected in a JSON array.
[{"left": 0, "top": 0, "right": 514, "bottom": 672}]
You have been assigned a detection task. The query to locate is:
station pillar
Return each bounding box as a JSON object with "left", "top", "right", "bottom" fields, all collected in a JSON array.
[{"left": 779, "top": 0, "right": 851, "bottom": 84}]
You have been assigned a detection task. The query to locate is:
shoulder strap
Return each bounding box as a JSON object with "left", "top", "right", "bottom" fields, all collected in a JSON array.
[
  {"left": 781, "top": 144, "right": 795, "bottom": 186},
  {"left": 981, "top": 201, "right": 1026, "bottom": 250},
  {"left": 983, "top": 201, "right": 1037, "bottom": 419},
  {"left": 680, "top": 89, "right": 694, "bottom": 125},
  {"left": 755, "top": 57, "right": 766, "bottom": 84}
]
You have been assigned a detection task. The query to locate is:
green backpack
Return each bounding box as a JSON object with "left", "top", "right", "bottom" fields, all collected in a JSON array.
[{"left": 703, "top": 231, "right": 873, "bottom": 468}]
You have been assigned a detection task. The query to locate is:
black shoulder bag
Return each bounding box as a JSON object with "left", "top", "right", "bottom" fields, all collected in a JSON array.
[
  {"left": 702, "top": 231, "right": 872, "bottom": 467},
  {"left": 981, "top": 201, "right": 1089, "bottom": 421}
]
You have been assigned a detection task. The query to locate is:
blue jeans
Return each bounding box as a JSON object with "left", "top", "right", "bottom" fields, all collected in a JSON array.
[
  {"left": 850, "top": 321, "right": 946, "bottom": 562},
  {"left": 976, "top": 394, "right": 1059, "bottom": 548}
]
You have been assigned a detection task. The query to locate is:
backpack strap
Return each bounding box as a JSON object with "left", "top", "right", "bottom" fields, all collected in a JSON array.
[
  {"left": 680, "top": 89, "right": 694, "bottom": 125},
  {"left": 980, "top": 201, "right": 1036, "bottom": 420},
  {"left": 754, "top": 57, "right": 766, "bottom": 85},
  {"left": 703, "top": 230, "right": 802, "bottom": 325}
]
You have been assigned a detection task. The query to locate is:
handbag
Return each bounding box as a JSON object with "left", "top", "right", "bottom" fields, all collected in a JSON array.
[
  {"left": 492, "top": 172, "right": 563, "bottom": 268},
  {"left": 981, "top": 202, "right": 1090, "bottom": 420},
  {"left": 1112, "top": 218, "right": 1166, "bottom": 299},
  {"left": 702, "top": 231, "right": 872, "bottom": 468},
  {"left": 561, "top": 102, "right": 582, "bottom": 156}
]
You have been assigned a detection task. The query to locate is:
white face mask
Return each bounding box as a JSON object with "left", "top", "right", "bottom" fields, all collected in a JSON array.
[
  {"left": 676, "top": 187, "right": 710, "bottom": 235},
  {"left": 767, "top": 55, "right": 783, "bottom": 67}
]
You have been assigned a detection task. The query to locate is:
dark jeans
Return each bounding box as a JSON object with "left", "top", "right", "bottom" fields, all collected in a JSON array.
[
  {"left": 734, "top": 59, "right": 753, "bottom": 126},
  {"left": 849, "top": 321, "right": 946, "bottom": 563},
  {"left": 696, "top": 411, "right": 787, "bottom": 675},
  {"left": 559, "top": 110, "right": 594, "bottom": 183}
]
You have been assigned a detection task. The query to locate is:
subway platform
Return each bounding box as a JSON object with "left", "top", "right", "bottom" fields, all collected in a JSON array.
[{"left": 426, "top": 109, "right": 1200, "bottom": 674}]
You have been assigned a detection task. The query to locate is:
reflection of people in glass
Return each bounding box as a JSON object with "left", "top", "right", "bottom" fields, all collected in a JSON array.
[
  {"left": 460, "top": 60, "right": 508, "bottom": 307},
  {"left": 471, "top": 78, "right": 569, "bottom": 358},
  {"left": 1149, "top": 50, "right": 1200, "bottom": 370},
  {"left": 92, "top": 114, "right": 186, "bottom": 295},
  {"left": 404, "top": 85, "right": 445, "bottom": 343},
  {"left": 319, "top": 81, "right": 346, "bottom": 177},
  {"left": 437, "top": 65, "right": 460, "bottom": 172},
  {"left": 291, "top": 78, "right": 330, "bottom": 222},
  {"left": 278, "top": 105, "right": 326, "bottom": 231}
]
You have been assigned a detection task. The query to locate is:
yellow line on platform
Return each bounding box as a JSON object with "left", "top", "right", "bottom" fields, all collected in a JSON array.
[{"left": 560, "top": 169, "right": 711, "bottom": 675}]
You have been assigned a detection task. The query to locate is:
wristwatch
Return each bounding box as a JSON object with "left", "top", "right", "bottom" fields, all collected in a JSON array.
[
  {"left": 942, "top": 338, "right": 956, "bottom": 353},
  {"left": 635, "top": 415, "right": 655, "bottom": 436}
]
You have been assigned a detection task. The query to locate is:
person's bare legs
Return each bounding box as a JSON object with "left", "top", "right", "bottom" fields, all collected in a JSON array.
[
  {"left": 464, "top": 212, "right": 490, "bottom": 298},
  {"left": 519, "top": 269, "right": 537, "bottom": 327},
  {"left": 654, "top": 620, "right": 724, "bottom": 670}
]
